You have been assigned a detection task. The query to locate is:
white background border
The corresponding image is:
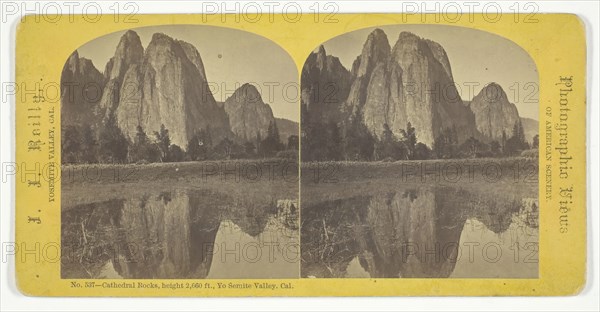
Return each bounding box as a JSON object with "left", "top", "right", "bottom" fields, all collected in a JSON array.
[{"left": 1, "top": 1, "right": 598, "bottom": 311}]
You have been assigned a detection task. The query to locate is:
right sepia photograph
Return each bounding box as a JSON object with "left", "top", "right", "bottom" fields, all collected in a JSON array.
[{"left": 300, "top": 25, "right": 539, "bottom": 278}]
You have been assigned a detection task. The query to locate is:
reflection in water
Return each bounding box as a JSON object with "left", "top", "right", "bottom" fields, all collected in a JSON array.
[
  {"left": 301, "top": 186, "right": 538, "bottom": 278},
  {"left": 61, "top": 190, "right": 299, "bottom": 279}
]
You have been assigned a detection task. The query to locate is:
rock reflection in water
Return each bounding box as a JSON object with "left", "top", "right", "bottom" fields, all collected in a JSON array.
[
  {"left": 301, "top": 186, "right": 538, "bottom": 278},
  {"left": 61, "top": 190, "right": 299, "bottom": 279}
]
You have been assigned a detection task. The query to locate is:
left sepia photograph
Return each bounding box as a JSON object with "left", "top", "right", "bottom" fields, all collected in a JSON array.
[{"left": 59, "top": 25, "right": 300, "bottom": 279}]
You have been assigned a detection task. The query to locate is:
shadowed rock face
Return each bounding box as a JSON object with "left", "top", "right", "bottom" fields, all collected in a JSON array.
[
  {"left": 469, "top": 83, "right": 521, "bottom": 142},
  {"left": 60, "top": 51, "right": 105, "bottom": 127},
  {"left": 98, "top": 30, "right": 144, "bottom": 122},
  {"left": 223, "top": 83, "right": 275, "bottom": 140},
  {"left": 301, "top": 45, "right": 353, "bottom": 124},
  {"left": 424, "top": 39, "right": 453, "bottom": 79},
  {"left": 275, "top": 118, "right": 299, "bottom": 144},
  {"left": 344, "top": 29, "right": 391, "bottom": 117},
  {"left": 300, "top": 186, "right": 528, "bottom": 278},
  {"left": 520, "top": 117, "right": 539, "bottom": 144}
]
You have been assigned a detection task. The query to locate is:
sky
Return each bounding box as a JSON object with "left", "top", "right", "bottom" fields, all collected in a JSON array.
[
  {"left": 76, "top": 24, "right": 538, "bottom": 122},
  {"left": 321, "top": 24, "right": 539, "bottom": 120},
  {"left": 76, "top": 25, "right": 299, "bottom": 122}
]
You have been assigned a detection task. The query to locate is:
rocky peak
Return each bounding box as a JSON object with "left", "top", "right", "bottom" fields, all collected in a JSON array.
[
  {"left": 63, "top": 50, "right": 102, "bottom": 79},
  {"left": 301, "top": 46, "right": 353, "bottom": 123},
  {"left": 469, "top": 83, "right": 521, "bottom": 141},
  {"left": 78, "top": 58, "right": 98, "bottom": 76},
  {"left": 223, "top": 83, "right": 274, "bottom": 141},
  {"left": 344, "top": 29, "right": 391, "bottom": 117},
  {"left": 391, "top": 32, "right": 435, "bottom": 70},
  {"left": 64, "top": 50, "right": 80, "bottom": 73},
  {"left": 105, "top": 30, "right": 143, "bottom": 81},
  {"left": 145, "top": 32, "right": 183, "bottom": 61},
  {"left": 316, "top": 45, "right": 327, "bottom": 69},
  {"left": 99, "top": 31, "right": 145, "bottom": 121},
  {"left": 355, "top": 28, "right": 391, "bottom": 78},
  {"left": 395, "top": 31, "right": 421, "bottom": 49},
  {"left": 313, "top": 45, "right": 347, "bottom": 75},
  {"left": 476, "top": 82, "right": 508, "bottom": 102},
  {"left": 177, "top": 40, "right": 208, "bottom": 81},
  {"left": 231, "top": 83, "right": 263, "bottom": 103},
  {"left": 60, "top": 51, "right": 105, "bottom": 127}
]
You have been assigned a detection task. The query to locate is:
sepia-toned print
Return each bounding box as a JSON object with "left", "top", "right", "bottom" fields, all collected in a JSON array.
[
  {"left": 60, "top": 25, "right": 300, "bottom": 279},
  {"left": 300, "top": 25, "right": 539, "bottom": 278}
]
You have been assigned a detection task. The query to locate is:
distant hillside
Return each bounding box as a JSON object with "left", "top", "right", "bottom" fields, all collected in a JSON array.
[
  {"left": 520, "top": 117, "right": 539, "bottom": 144},
  {"left": 275, "top": 118, "right": 299, "bottom": 143}
]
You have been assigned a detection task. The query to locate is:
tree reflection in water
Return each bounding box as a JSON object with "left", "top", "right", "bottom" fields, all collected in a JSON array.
[
  {"left": 301, "top": 186, "right": 538, "bottom": 278},
  {"left": 61, "top": 189, "right": 299, "bottom": 279}
]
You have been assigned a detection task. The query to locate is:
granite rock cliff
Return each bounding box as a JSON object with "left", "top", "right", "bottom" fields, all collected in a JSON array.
[{"left": 223, "top": 83, "right": 275, "bottom": 141}]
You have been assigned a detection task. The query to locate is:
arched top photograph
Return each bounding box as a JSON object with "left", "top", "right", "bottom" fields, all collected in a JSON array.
[
  {"left": 300, "top": 24, "right": 540, "bottom": 280},
  {"left": 59, "top": 25, "right": 300, "bottom": 280},
  {"left": 301, "top": 24, "right": 539, "bottom": 162}
]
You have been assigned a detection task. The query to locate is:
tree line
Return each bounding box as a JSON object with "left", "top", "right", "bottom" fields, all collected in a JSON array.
[
  {"left": 302, "top": 108, "right": 537, "bottom": 162},
  {"left": 62, "top": 118, "right": 298, "bottom": 164}
]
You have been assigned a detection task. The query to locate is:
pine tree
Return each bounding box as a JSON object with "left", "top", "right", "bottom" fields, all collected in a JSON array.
[
  {"left": 154, "top": 124, "right": 171, "bottom": 162},
  {"left": 344, "top": 108, "right": 375, "bottom": 161},
  {"left": 130, "top": 125, "right": 161, "bottom": 163},
  {"left": 326, "top": 121, "right": 342, "bottom": 160},
  {"left": 79, "top": 124, "right": 98, "bottom": 163},
  {"left": 62, "top": 125, "right": 81, "bottom": 164},
  {"left": 532, "top": 134, "right": 539, "bottom": 149},
  {"left": 215, "top": 137, "right": 234, "bottom": 159},
  {"left": 405, "top": 122, "right": 417, "bottom": 159},
  {"left": 98, "top": 117, "right": 129, "bottom": 163},
  {"left": 460, "top": 136, "right": 487, "bottom": 158},
  {"left": 287, "top": 135, "right": 299, "bottom": 151},
  {"left": 134, "top": 125, "right": 148, "bottom": 146},
  {"left": 187, "top": 134, "right": 201, "bottom": 161},
  {"left": 255, "top": 131, "right": 262, "bottom": 157},
  {"left": 205, "top": 126, "right": 213, "bottom": 148},
  {"left": 433, "top": 127, "right": 458, "bottom": 159},
  {"left": 245, "top": 141, "right": 256, "bottom": 155},
  {"left": 505, "top": 120, "right": 528, "bottom": 155},
  {"left": 413, "top": 142, "right": 431, "bottom": 160},
  {"left": 501, "top": 130, "right": 507, "bottom": 155},
  {"left": 273, "top": 120, "right": 281, "bottom": 146},
  {"left": 376, "top": 123, "right": 406, "bottom": 160},
  {"left": 261, "top": 120, "right": 283, "bottom": 157},
  {"left": 169, "top": 144, "right": 184, "bottom": 162},
  {"left": 490, "top": 140, "right": 501, "bottom": 156}
]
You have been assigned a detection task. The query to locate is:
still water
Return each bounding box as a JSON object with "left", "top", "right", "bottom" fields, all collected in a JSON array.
[
  {"left": 61, "top": 189, "right": 299, "bottom": 279},
  {"left": 301, "top": 186, "right": 538, "bottom": 278}
]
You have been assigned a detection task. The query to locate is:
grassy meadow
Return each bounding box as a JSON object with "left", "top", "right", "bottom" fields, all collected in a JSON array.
[
  {"left": 61, "top": 157, "right": 537, "bottom": 208},
  {"left": 301, "top": 157, "right": 539, "bottom": 205},
  {"left": 61, "top": 159, "right": 299, "bottom": 208}
]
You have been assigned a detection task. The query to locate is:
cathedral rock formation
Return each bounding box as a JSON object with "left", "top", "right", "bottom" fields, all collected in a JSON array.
[{"left": 302, "top": 30, "right": 481, "bottom": 147}]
